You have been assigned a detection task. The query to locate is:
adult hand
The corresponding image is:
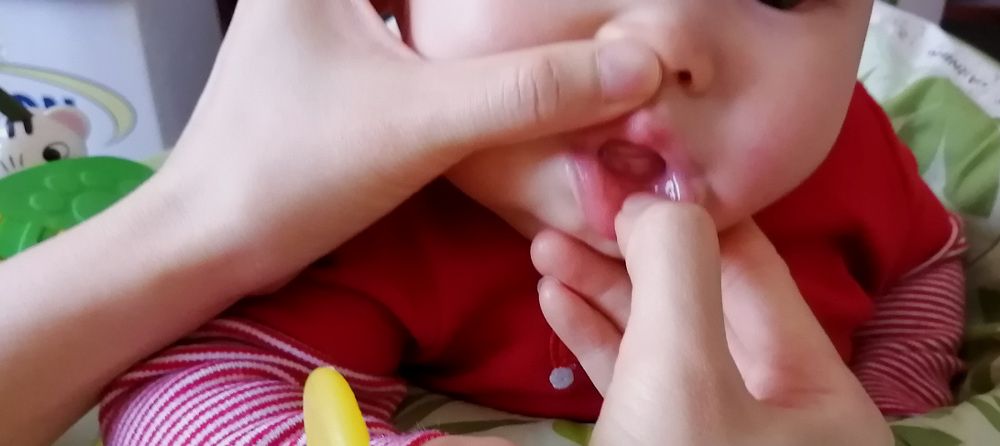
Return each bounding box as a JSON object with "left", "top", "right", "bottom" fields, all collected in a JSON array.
[
  {"left": 0, "top": 1, "right": 661, "bottom": 443},
  {"left": 532, "top": 197, "right": 892, "bottom": 446},
  {"left": 163, "top": 0, "right": 661, "bottom": 295}
]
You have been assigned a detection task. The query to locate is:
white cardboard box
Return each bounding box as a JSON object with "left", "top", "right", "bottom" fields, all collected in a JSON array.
[{"left": 0, "top": 0, "right": 222, "bottom": 160}]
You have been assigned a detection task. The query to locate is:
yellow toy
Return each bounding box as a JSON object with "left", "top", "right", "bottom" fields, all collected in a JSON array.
[{"left": 304, "top": 368, "right": 371, "bottom": 446}]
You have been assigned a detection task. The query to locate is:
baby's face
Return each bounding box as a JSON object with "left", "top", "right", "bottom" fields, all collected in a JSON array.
[{"left": 405, "top": 0, "right": 874, "bottom": 256}]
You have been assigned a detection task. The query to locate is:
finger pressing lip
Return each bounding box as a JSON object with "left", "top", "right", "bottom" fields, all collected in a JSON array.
[
  {"left": 610, "top": 199, "right": 751, "bottom": 407},
  {"left": 613, "top": 193, "right": 665, "bottom": 251}
]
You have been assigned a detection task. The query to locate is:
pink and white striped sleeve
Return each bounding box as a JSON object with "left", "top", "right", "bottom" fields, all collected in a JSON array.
[
  {"left": 99, "top": 318, "right": 443, "bottom": 446},
  {"left": 851, "top": 214, "right": 967, "bottom": 416}
]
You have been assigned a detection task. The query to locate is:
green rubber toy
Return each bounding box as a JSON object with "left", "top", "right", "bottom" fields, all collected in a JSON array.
[{"left": 0, "top": 157, "right": 154, "bottom": 259}]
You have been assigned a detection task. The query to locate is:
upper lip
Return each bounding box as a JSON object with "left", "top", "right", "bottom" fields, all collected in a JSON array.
[
  {"left": 571, "top": 110, "right": 682, "bottom": 167},
  {"left": 571, "top": 110, "right": 708, "bottom": 205}
]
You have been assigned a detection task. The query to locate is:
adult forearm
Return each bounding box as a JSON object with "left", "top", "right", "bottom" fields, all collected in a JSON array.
[{"left": 0, "top": 172, "right": 250, "bottom": 445}]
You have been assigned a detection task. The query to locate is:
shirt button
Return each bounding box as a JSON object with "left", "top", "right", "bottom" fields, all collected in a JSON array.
[{"left": 549, "top": 367, "right": 575, "bottom": 390}]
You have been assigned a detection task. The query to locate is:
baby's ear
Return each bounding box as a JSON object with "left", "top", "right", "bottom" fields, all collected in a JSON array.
[{"left": 44, "top": 106, "right": 90, "bottom": 139}]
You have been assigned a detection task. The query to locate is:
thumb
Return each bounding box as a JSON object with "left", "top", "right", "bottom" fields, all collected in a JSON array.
[
  {"left": 592, "top": 196, "right": 751, "bottom": 445},
  {"left": 611, "top": 196, "right": 743, "bottom": 390},
  {"left": 412, "top": 39, "right": 661, "bottom": 152}
]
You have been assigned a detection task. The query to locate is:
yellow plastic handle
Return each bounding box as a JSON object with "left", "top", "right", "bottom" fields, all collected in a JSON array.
[{"left": 304, "top": 367, "right": 370, "bottom": 446}]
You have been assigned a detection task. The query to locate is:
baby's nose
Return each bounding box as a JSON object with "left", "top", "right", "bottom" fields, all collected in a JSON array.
[{"left": 597, "top": 4, "right": 715, "bottom": 95}]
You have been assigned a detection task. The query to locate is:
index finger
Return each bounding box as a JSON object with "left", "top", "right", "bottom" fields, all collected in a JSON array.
[{"left": 608, "top": 196, "right": 750, "bottom": 405}]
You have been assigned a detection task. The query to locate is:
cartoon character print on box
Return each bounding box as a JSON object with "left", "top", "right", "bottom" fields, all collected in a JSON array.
[
  {"left": 0, "top": 105, "right": 89, "bottom": 179},
  {"left": 0, "top": 87, "right": 153, "bottom": 260}
]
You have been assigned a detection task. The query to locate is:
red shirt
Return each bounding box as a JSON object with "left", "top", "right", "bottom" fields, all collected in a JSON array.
[
  {"left": 226, "top": 84, "right": 953, "bottom": 420},
  {"left": 100, "top": 84, "right": 966, "bottom": 446}
]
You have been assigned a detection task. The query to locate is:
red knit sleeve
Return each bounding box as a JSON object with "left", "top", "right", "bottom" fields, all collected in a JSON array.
[
  {"left": 852, "top": 215, "right": 967, "bottom": 416},
  {"left": 99, "top": 318, "right": 444, "bottom": 446},
  {"left": 849, "top": 88, "right": 967, "bottom": 416}
]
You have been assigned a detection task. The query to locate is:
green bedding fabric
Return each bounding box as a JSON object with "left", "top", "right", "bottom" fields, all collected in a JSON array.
[{"left": 860, "top": 3, "right": 1000, "bottom": 444}]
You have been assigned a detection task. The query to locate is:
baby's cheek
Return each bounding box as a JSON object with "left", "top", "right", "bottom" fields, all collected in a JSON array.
[
  {"left": 405, "top": 0, "right": 587, "bottom": 59},
  {"left": 711, "top": 141, "right": 817, "bottom": 224},
  {"left": 726, "top": 146, "right": 782, "bottom": 195},
  {"left": 729, "top": 101, "right": 838, "bottom": 194}
]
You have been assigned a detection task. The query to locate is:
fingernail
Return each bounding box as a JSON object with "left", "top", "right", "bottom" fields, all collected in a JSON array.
[{"left": 598, "top": 41, "right": 661, "bottom": 102}]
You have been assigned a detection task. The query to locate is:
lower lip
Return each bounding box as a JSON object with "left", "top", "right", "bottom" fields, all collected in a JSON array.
[{"left": 570, "top": 151, "right": 695, "bottom": 241}]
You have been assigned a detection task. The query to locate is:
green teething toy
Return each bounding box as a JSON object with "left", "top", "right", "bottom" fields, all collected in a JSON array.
[{"left": 0, "top": 157, "right": 153, "bottom": 259}]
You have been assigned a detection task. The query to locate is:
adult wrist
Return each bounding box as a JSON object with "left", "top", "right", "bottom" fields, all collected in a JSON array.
[
  {"left": 128, "top": 160, "right": 271, "bottom": 299},
  {"left": 0, "top": 155, "right": 262, "bottom": 444}
]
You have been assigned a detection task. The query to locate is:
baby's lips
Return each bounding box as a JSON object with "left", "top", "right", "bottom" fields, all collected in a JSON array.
[
  {"left": 654, "top": 170, "right": 690, "bottom": 203},
  {"left": 596, "top": 140, "right": 693, "bottom": 204}
]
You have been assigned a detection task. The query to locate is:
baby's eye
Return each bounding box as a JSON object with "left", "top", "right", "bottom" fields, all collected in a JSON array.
[
  {"left": 758, "top": 0, "right": 806, "bottom": 10},
  {"left": 42, "top": 143, "right": 69, "bottom": 162}
]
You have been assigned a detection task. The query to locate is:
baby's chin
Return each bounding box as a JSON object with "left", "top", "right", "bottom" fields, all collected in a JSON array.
[{"left": 493, "top": 205, "right": 625, "bottom": 259}]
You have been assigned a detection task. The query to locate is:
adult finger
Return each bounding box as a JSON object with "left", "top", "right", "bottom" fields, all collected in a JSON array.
[
  {"left": 609, "top": 196, "right": 749, "bottom": 404},
  {"left": 532, "top": 230, "right": 632, "bottom": 331},
  {"left": 718, "top": 221, "right": 846, "bottom": 396},
  {"left": 538, "top": 277, "right": 621, "bottom": 396},
  {"left": 409, "top": 39, "right": 662, "bottom": 153}
]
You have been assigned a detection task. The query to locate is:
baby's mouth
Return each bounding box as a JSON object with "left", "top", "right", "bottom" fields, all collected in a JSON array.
[
  {"left": 571, "top": 138, "right": 696, "bottom": 240},
  {"left": 599, "top": 140, "right": 666, "bottom": 182}
]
